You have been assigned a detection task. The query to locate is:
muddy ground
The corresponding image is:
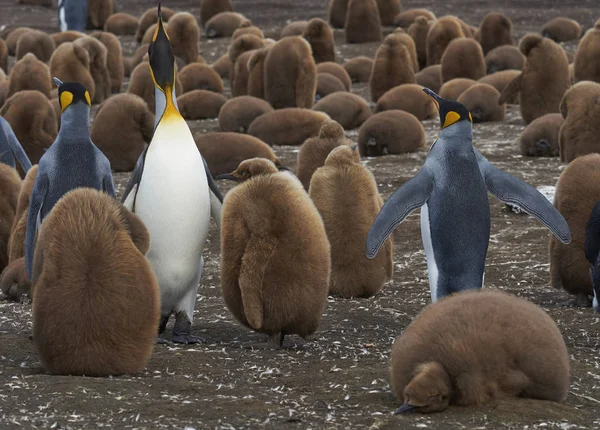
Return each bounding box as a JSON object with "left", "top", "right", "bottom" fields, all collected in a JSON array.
[{"left": 1, "top": 0, "right": 600, "bottom": 429}]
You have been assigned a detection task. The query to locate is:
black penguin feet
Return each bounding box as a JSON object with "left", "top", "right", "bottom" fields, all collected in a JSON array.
[
  {"left": 574, "top": 293, "right": 592, "bottom": 308},
  {"left": 269, "top": 332, "right": 286, "bottom": 349},
  {"left": 171, "top": 311, "right": 205, "bottom": 344},
  {"left": 171, "top": 334, "right": 206, "bottom": 344},
  {"left": 156, "top": 336, "right": 170, "bottom": 345}
]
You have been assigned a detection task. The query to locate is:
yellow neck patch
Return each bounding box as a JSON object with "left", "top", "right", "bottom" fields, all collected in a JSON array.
[
  {"left": 443, "top": 111, "right": 461, "bottom": 128},
  {"left": 84, "top": 91, "right": 91, "bottom": 106},
  {"left": 60, "top": 91, "right": 73, "bottom": 112}
]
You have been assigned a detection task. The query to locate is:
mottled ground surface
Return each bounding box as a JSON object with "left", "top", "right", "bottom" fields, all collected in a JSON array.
[{"left": 1, "top": 0, "right": 600, "bottom": 429}]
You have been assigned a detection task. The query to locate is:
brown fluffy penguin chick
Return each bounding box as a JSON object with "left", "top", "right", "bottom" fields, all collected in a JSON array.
[
  {"left": 415, "top": 65, "right": 442, "bottom": 93},
  {"left": 440, "top": 37, "right": 485, "bottom": 83},
  {"left": 550, "top": 154, "right": 600, "bottom": 305},
  {"left": 128, "top": 63, "right": 183, "bottom": 113},
  {"left": 0, "top": 79, "right": 8, "bottom": 108},
  {"left": 393, "top": 8, "right": 436, "bottom": 28},
  {"left": 195, "top": 133, "right": 280, "bottom": 176},
  {"left": 370, "top": 34, "right": 416, "bottom": 102},
  {"left": 478, "top": 70, "right": 520, "bottom": 103},
  {"left": 316, "top": 73, "right": 346, "bottom": 100},
  {"left": 457, "top": 83, "right": 505, "bottom": 123},
  {"left": 376, "top": 0, "right": 401, "bottom": 27},
  {"left": 177, "top": 90, "right": 227, "bottom": 120},
  {"left": 90, "top": 94, "right": 154, "bottom": 172},
  {"left": 302, "top": 18, "right": 335, "bottom": 64},
  {"left": 8, "top": 165, "right": 37, "bottom": 264},
  {"left": 0, "top": 258, "right": 30, "bottom": 302},
  {"left": 247, "top": 47, "right": 270, "bottom": 99},
  {"left": 219, "top": 96, "right": 274, "bottom": 133},
  {"left": 130, "top": 43, "right": 149, "bottom": 70},
  {"left": 264, "top": 36, "right": 317, "bottom": 109},
  {"left": 426, "top": 16, "right": 465, "bottom": 66},
  {"left": 313, "top": 92, "right": 371, "bottom": 130},
  {"left": 166, "top": 12, "right": 201, "bottom": 65},
  {"left": 316, "top": 62, "right": 352, "bottom": 91},
  {"left": 392, "top": 29, "right": 419, "bottom": 72},
  {"left": 135, "top": 6, "right": 175, "bottom": 44},
  {"left": 8, "top": 53, "right": 52, "bottom": 99},
  {"left": 309, "top": 145, "right": 393, "bottom": 298},
  {"left": 558, "top": 81, "right": 600, "bottom": 163},
  {"left": 233, "top": 24, "right": 263, "bottom": 40},
  {"left": 200, "top": 0, "right": 233, "bottom": 27},
  {"left": 5, "top": 27, "right": 33, "bottom": 56},
  {"left": 499, "top": 34, "right": 569, "bottom": 124},
  {"left": 573, "top": 22, "right": 600, "bottom": 84},
  {"left": 408, "top": 16, "right": 433, "bottom": 70},
  {"left": 519, "top": 113, "right": 563, "bottom": 157},
  {"left": 51, "top": 30, "right": 85, "bottom": 47},
  {"left": 390, "top": 290, "right": 570, "bottom": 414},
  {"left": 476, "top": 12, "right": 514, "bottom": 55},
  {"left": 231, "top": 50, "right": 257, "bottom": 97},
  {"left": 0, "top": 38, "right": 7, "bottom": 74},
  {"left": 122, "top": 57, "right": 132, "bottom": 78},
  {"left": 296, "top": 120, "right": 352, "bottom": 190},
  {"left": 73, "top": 36, "right": 111, "bottom": 104},
  {"left": 0, "top": 91, "right": 56, "bottom": 165},
  {"left": 375, "top": 84, "right": 437, "bottom": 120},
  {"left": 485, "top": 45, "right": 525, "bottom": 74},
  {"left": 205, "top": 12, "right": 248, "bottom": 38},
  {"left": 343, "top": 56, "right": 373, "bottom": 83},
  {"left": 438, "top": 78, "right": 475, "bottom": 101},
  {"left": 542, "top": 17, "right": 582, "bottom": 43},
  {"left": 220, "top": 158, "right": 330, "bottom": 348},
  {"left": 31, "top": 188, "right": 160, "bottom": 376},
  {"left": 49, "top": 43, "right": 95, "bottom": 99},
  {"left": 248, "top": 108, "right": 330, "bottom": 146},
  {"left": 280, "top": 21, "right": 308, "bottom": 38},
  {"left": 178, "top": 63, "right": 224, "bottom": 94},
  {"left": 345, "top": 0, "right": 383, "bottom": 44},
  {"left": 104, "top": 12, "right": 138, "bottom": 35},
  {"left": 15, "top": 29, "right": 55, "bottom": 62},
  {"left": 328, "top": 0, "right": 349, "bottom": 29},
  {"left": 0, "top": 164, "right": 22, "bottom": 272},
  {"left": 358, "top": 110, "right": 425, "bottom": 156},
  {"left": 211, "top": 53, "right": 232, "bottom": 79},
  {"left": 87, "top": 0, "right": 113, "bottom": 29},
  {"left": 90, "top": 32, "right": 124, "bottom": 94}
]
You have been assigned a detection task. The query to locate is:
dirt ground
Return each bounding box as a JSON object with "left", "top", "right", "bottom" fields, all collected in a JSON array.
[{"left": 1, "top": 0, "right": 600, "bottom": 429}]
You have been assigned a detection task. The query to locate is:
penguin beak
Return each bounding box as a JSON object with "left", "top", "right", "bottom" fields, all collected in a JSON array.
[
  {"left": 394, "top": 403, "right": 417, "bottom": 415},
  {"left": 422, "top": 87, "right": 441, "bottom": 111},
  {"left": 216, "top": 173, "right": 242, "bottom": 182},
  {"left": 52, "top": 77, "right": 63, "bottom": 87},
  {"left": 277, "top": 166, "right": 291, "bottom": 172},
  {"left": 148, "top": 3, "right": 175, "bottom": 93}
]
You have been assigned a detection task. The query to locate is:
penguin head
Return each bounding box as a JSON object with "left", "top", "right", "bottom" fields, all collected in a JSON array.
[
  {"left": 53, "top": 78, "right": 91, "bottom": 113},
  {"left": 423, "top": 88, "right": 473, "bottom": 130},
  {"left": 395, "top": 361, "right": 452, "bottom": 415},
  {"left": 216, "top": 158, "right": 279, "bottom": 182},
  {"left": 148, "top": 3, "right": 176, "bottom": 96}
]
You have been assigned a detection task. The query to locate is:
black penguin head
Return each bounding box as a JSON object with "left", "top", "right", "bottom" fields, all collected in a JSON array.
[
  {"left": 148, "top": 3, "right": 176, "bottom": 93},
  {"left": 423, "top": 88, "right": 473, "bottom": 129},
  {"left": 54, "top": 78, "right": 91, "bottom": 112}
]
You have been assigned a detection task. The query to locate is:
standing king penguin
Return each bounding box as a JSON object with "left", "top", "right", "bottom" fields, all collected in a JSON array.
[
  {"left": 58, "top": 0, "right": 88, "bottom": 32},
  {"left": 0, "top": 116, "right": 32, "bottom": 173},
  {"left": 366, "top": 88, "right": 571, "bottom": 301},
  {"left": 121, "top": 4, "right": 223, "bottom": 344},
  {"left": 24, "top": 78, "right": 116, "bottom": 279}
]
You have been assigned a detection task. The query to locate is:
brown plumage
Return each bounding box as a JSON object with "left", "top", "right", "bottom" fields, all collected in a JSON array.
[
  {"left": 220, "top": 158, "right": 330, "bottom": 348},
  {"left": 247, "top": 47, "right": 270, "bottom": 99},
  {"left": 519, "top": 113, "right": 563, "bottom": 157},
  {"left": 408, "top": 16, "right": 433, "bottom": 70},
  {"left": 90, "top": 32, "right": 124, "bottom": 94},
  {"left": 73, "top": 36, "right": 111, "bottom": 104},
  {"left": 49, "top": 43, "right": 95, "bottom": 99},
  {"left": 415, "top": 64, "right": 442, "bottom": 93},
  {"left": 128, "top": 63, "right": 183, "bottom": 113},
  {"left": 211, "top": 53, "right": 232, "bottom": 79},
  {"left": 104, "top": 12, "right": 139, "bottom": 35},
  {"left": 6, "top": 27, "right": 32, "bottom": 56},
  {"left": 51, "top": 30, "right": 85, "bottom": 47},
  {"left": 542, "top": 17, "right": 582, "bottom": 43},
  {"left": 136, "top": 6, "right": 175, "bottom": 44},
  {"left": 573, "top": 21, "right": 600, "bottom": 84},
  {"left": 233, "top": 24, "right": 264, "bottom": 40},
  {"left": 231, "top": 50, "right": 257, "bottom": 98},
  {"left": 370, "top": 33, "right": 416, "bottom": 102},
  {"left": 393, "top": 29, "right": 419, "bottom": 72},
  {"left": 302, "top": 18, "right": 335, "bottom": 64},
  {"left": 440, "top": 37, "right": 485, "bottom": 83},
  {"left": 439, "top": 78, "right": 476, "bottom": 101},
  {"left": 8, "top": 53, "right": 52, "bottom": 99},
  {"left": 177, "top": 90, "right": 227, "bottom": 120},
  {"left": 309, "top": 145, "right": 393, "bottom": 297},
  {"left": 122, "top": 57, "right": 133, "bottom": 78},
  {"left": 296, "top": 120, "right": 352, "bottom": 190},
  {"left": 343, "top": 56, "right": 373, "bottom": 83},
  {"left": 426, "top": 16, "right": 465, "bottom": 66},
  {"left": 476, "top": 12, "right": 514, "bottom": 55},
  {"left": 200, "top": 0, "right": 234, "bottom": 27},
  {"left": 358, "top": 110, "right": 425, "bottom": 156},
  {"left": 205, "top": 12, "right": 248, "bottom": 38},
  {"left": 15, "top": 29, "right": 55, "bottom": 62},
  {"left": 345, "top": 0, "right": 382, "bottom": 44},
  {"left": 376, "top": 0, "right": 401, "bottom": 27},
  {"left": 0, "top": 79, "right": 8, "bottom": 109},
  {"left": 457, "top": 83, "right": 505, "bottom": 123},
  {"left": 498, "top": 34, "right": 569, "bottom": 124},
  {"left": 0, "top": 164, "right": 21, "bottom": 273},
  {"left": 228, "top": 34, "right": 264, "bottom": 87},
  {"left": 314, "top": 64, "right": 350, "bottom": 94},
  {"left": 8, "top": 165, "right": 37, "bottom": 264},
  {"left": 485, "top": 45, "right": 525, "bottom": 74},
  {"left": 178, "top": 63, "right": 224, "bottom": 94},
  {"left": 219, "top": 96, "right": 274, "bottom": 133},
  {"left": 0, "top": 258, "right": 30, "bottom": 302},
  {"left": 131, "top": 43, "right": 149, "bottom": 70},
  {"left": 195, "top": 133, "right": 280, "bottom": 176},
  {"left": 316, "top": 73, "right": 345, "bottom": 100},
  {"left": 390, "top": 290, "right": 570, "bottom": 414},
  {"left": 375, "top": 83, "right": 437, "bottom": 120},
  {"left": 167, "top": 12, "right": 200, "bottom": 65},
  {"left": 478, "top": 70, "right": 520, "bottom": 104},
  {"left": 313, "top": 92, "right": 371, "bottom": 130},
  {"left": 328, "top": 0, "right": 349, "bottom": 29},
  {"left": 264, "top": 36, "right": 317, "bottom": 109},
  {"left": 248, "top": 108, "right": 330, "bottom": 146},
  {"left": 558, "top": 81, "right": 600, "bottom": 163},
  {"left": 0, "top": 91, "right": 56, "bottom": 165},
  {"left": 0, "top": 38, "right": 7, "bottom": 74},
  {"left": 393, "top": 8, "right": 435, "bottom": 28},
  {"left": 31, "top": 188, "right": 160, "bottom": 376},
  {"left": 280, "top": 21, "right": 308, "bottom": 38},
  {"left": 91, "top": 94, "right": 154, "bottom": 172},
  {"left": 87, "top": 0, "right": 113, "bottom": 29}
]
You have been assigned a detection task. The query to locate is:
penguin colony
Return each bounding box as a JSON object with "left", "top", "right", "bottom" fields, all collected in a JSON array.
[{"left": 3, "top": 0, "right": 600, "bottom": 422}]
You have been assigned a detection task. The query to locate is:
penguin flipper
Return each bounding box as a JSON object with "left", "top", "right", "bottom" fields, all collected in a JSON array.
[
  {"left": 121, "top": 146, "right": 148, "bottom": 207},
  {"left": 366, "top": 167, "right": 434, "bottom": 259},
  {"left": 24, "top": 173, "right": 48, "bottom": 279},
  {"left": 584, "top": 200, "right": 600, "bottom": 265},
  {"left": 202, "top": 156, "right": 223, "bottom": 203},
  {"left": 8, "top": 129, "right": 32, "bottom": 173},
  {"left": 498, "top": 72, "right": 522, "bottom": 105},
  {"left": 474, "top": 149, "right": 571, "bottom": 244}
]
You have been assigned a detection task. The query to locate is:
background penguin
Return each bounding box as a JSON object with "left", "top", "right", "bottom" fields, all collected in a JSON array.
[
  {"left": 195, "top": 133, "right": 280, "bottom": 176},
  {"left": 309, "top": 145, "right": 393, "bottom": 298},
  {"left": 104, "top": 12, "right": 139, "bottom": 35},
  {"left": 49, "top": 42, "right": 95, "bottom": 103},
  {"left": 541, "top": 17, "right": 582, "bottom": 42},
  {"left": 415, "top": 65, "right": 442, "bottom": 93},
  {"left": 426, "top": 16, "right": 465, "bottom": 66},
  {"left": 457, "top": 83, "right": 505, "bottom": 123},
  {"left": 248, "top": 108, "right": 330, "bottom": 146},
  {"left": 485, "top": 45, "right": 525, "bottom": 74},
  {"left": 345, "top": 0, "right": 382, "bottom": 44},
  {"left": 5, "top": 27, "right": 33, "bottom": 56},
  {"left": 585, "top": 199, "right": 600, "bottom": 312},
  {"left": 390, "top": 290, "right": 570, "bottom": 414},
  {"left": 136, "top": 6, "right": 175, "bottom": 44},
  {"left": 316, "top": 73, "right": 345, "bottom": 100},
  {"left": 316, "top": 62, "right": 352, "bottom": 90},
  {"left": 24, "top": 79, "right": 116, "bottom": 279},
  {"left": 231, "top": 49, "right": 259, "bottom": 98},
  {"left": 90, "top": 31, "right": 124, "bottom": 94},
  {"left": 178, "top": 63, "right": 224, "bottom": 94},
  {"left": 0, "top": 257, "right": 30, "bottom": 302},
  {"left": 366, "top": 88, "right": 571, "bottom": 301},
  {"left": 302, "top": 18, "right": 335, "bottom": 64},
  {"left": 358, "top": 110, "right": 425, "bottom": 157},
  {"left": 200, "top": 0, "right": 234, "bottom": 28},
  {"left": 8, "top": 53, "right": 52, "bottom": 99},
  {"left": 232, "top": 23, "right": 264, "bottom": 40},
  {"left": 392, "top": 29, "right": 419, "bottom": 72},
  {"left": 51, "top": 30, "right": 85, "bottom": 47},
  {"left": 205, "top": 12, "right": 248, "bottom": 38},
  {"left": 166, "top": 12, "right": 200, "bottom": 66},
  {"left": 498, "top": 33, "right": 569, "bottom": 124},
  {"left": 219, "top": 96, "right": 274, "bottom": 133},
  {"left": 121, "top": 9, "right": 223, "bottom": 345},
  {"left": 58, "top": 0, "right": 88, "bottom": 32},
  {"left": 376, "top": 0, "right": 401, "bottom": 27},
  {"left": 90, "top": 93, "right": 154, "bottom": 172},
  {"left": 476, "top": 12, "right": 514, "bottom": 55},
  {"left": 0, "top": 116, "right": 32, "bottom": 174},
  {"left": 394, "top": 8, "right": 436, "bottom": 28},
  {"left": 280, "top": 21, "right": 308, "bottom": 38},
  {"left": 31, "top": 188, "right": 160, "bottom": 376},
  {"left": 247, "top": 47, "right": 270, "bottom": 99},
  {"left": 440, "top": 38, "right": 486, "bottom": 83},
  {"left": 0, "top": 38, "right": 7, "bottom": 74},
  {"left": 8, "top": 165, "right": 37, "bottom": 264},
  {"left": 328, "top": 0, "right": 349, "bottom": 29},
  {"left": 218, "top": 158, "right": 330, "bottom": 348},
  {"left": 369, "top": 34, "right": 416, "bottom": 103},
  {"left": 176, "top": 90, "right": 227, "bottom": 120},
  {"left": 73, "top": 36, "right": 111, "bottom": 104},
  {"left": 128, "top": 62, "right": 183, "bottom": 113},
  {"left": 478, "top": 70, "right": 520, "bottom": 103},
  {"left": 313, "top": 92, "right": 372, "bottom": 130},
  {"left": 343, "top": 56, "right": 373, "bottom": 83},
  {"left": 439, "top": 78, "right": 476, "bottom": 100},
  {"left": 86, "top": 0, "right": 113, "bottom": 30},
  {"left": 573, "top": 20, "right": 600, "bottom": 84},
  {"left": 408, "top": 16, "right": 433, "bottom": 70},
  {"left": 228, "top": 33, "right": 264, "bottom": 79},
  {"left": 375, "top": 83, "right": 437, "bottom": 121},
  {"left": 519, "top": 113, "right": 563, "bottom": 157},
  {"left": 15, "top": 30, "right": 55, "bottom": 63},
  {"left": 0, "top": 163, "right": 22, "bottom": 273}
]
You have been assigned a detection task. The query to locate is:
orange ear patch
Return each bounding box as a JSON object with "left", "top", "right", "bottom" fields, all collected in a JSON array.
[{"left": 443, "top": 111, "right": 461, "bottom": 128}]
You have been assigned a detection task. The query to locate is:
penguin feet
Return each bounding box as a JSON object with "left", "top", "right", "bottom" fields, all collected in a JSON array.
[
  {"left": 171, "top": 311, "right": 205, "bottom": 345},
  {"left": 156, "top": 336, "right": 170, "bottom": 345},
  {"left": 269, "top": 332, "right": 286, "bottom": 349},
  {"left": 171, "top": 334, "right": 206, "bottom": 344},
  {"left": 574, "top": 293, "right": 592, "bottom": 308}
]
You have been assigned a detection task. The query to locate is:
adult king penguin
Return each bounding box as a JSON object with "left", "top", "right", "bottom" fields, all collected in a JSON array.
[
  {"left": 121, "top": 4, "right": 223, "bottom": 344},
  {"left": 24, "top": 78, "right": 116, "bottom": 279},
  {"left": 0, "top": 116, "right": 32, "bottom": 173},
  {"left": 58, "top": 0, "right": 88, "bottom": 32},
  {"left": 366, "top": 88, "right": 571, "bottom": 302}
]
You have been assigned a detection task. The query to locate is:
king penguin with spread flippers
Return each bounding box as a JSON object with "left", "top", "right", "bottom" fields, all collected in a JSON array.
[
  {"left": 0, "top": 116, "right": 32, "bottom": 173},
  {"left": 24, "top": 78, "right": 116, "bottom": 279},
  {"left": 58, "top": 0, "right": 88, "bottom": 32},
  {"left": 121, "top": 4, "right": 221, "bottom": 344},
  {"left": 366, "top": 88, "right": 571, "bottom": 302}
]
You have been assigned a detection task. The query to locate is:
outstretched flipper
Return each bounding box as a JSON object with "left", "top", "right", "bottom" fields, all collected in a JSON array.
[
  {"left": 24, "top": 173, "right": 48, "bottom": 278},
  {"left": 366, "top": 167, "right": 435, "bottom": 259},
  {"left": 202, "top": 155, "right": 223, "bottom": 230},
  {"left": 121, "top": 146, "right": 148, "bottom": 210},
  {"left": 474, "top": 149, "right": 571, "bottom": 244},
  {"left": 0, "top": 117, "right": 32, "bottom": 172}
]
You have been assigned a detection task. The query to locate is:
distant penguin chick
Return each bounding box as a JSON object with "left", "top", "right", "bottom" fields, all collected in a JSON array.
[
  {"left": 302, "top": 18, "right": 335, "bottom": 64},
  {"left": 0, "top": 257, "right": 30, "bottom": 302},
  {"left": 392, "top": 29, "right": 420, "bottom": 72},
  {"left": 0, "top": 164, "right": 22, "bottom": 272},
  {"left": 391, "top": 290, "right": 570, "bottom": 414},
  {"left": 247, "top": 47, "right": 270, "bottom": 99},
  {"left": 408, "top": 16, "right": 434, "bottom": 70},
  {"left": 345, "top": 0, "right": 382, "bottom": 44},
  {"left": 476, "top": 12, "right": 514, "bottom": 55},
  {"left": 477, "top": 70, "right": 520, "bottom": 103},
  {"left": 5, "top": 27, "right": 32, "bottom": 56},
  {"left": 573, "top": 21, "right": 600, "bottom": 84},
  {"left": 441, "top": 38, "right": 486, "bottom": 83},
  {"left": 8, "top": 53, "right": 52, "bottom": 99},
  {"left": 51, "top": 30, "right": 85, "bottom": 47},
  {"left": 457, "top": 83, "right": 505, "bottom": 123},
  {"left": 370, "top": 34, "right": 416, "bottom": 102},
  {"left": 0, "top": 38, "right": 8, "bottom": 74},
  {"left": 90, "top": 31, "right": 124, "bottom": 94},
  {"left": 316, "top": 62, "right": 352, "bottom": 90},
  {"left": 316, "top": 73, "right": 346, "bottom": 100},
  {"left": 313, "top": 92, "right": 371, "bottom": 130},
  {"left": 343, "top": 56, "right": 373, "bottom": 83},
  {"left": 426, "top": 16, "right": 465, "bottom": 66},
  {"left": 200, "top": 0, "right": 234, "bottom": 27},
  {"left": 541, "top": 17, "right": 582, "bottom": 43},
  {"left": 205, "top": 12, "right": 248, "bottom": 38},
  {"left": 166, "top": 12, "right": 201, "bottom": 65},
  {"left": 211, "top": 54, "right": 232, "bottom": 79},
  {"left": 393, "top": 8, "right": 436, "bottom": 28},
  {"left": 8, "top": 165, "right": 38, "bottom": 264},
  {"left": 375, "top": 84, "right": 437, "bottom": 120},
  {"left": 520, "top": 113, "right": 563, "bottom": 157},
  {"left": 219, "top": 96, "right": 274, "bottom": 133},
  {"left": 248, "top": 108, "right": 330, "bottom": 146},
  {"left": 50, "top": 42, "right": 95, "bottom": 103},
  {"left": 178, "top": 63, "right": 224, "bottom": 94},
  {"left": 358, "top": 110, "right": 425, "bottom": 156},
  {"left": 439, "top": 78, "right": 476, "bottom": 101},
  {"left": 485, "top": 45, "right": 525, "bottom": 74},
  {"left": 177, "top": 90, "right": 227, "bottom": 120},
  {"left": 73, "top": 36, "right": 111, "bottom": 104},
  {"left": 232, "top": 24, "right": 264, "bottom": 40},
  {"left": 104, "top": 12, "right": 139, "bottom": 35},
  {"left": 415, "top": 65, "right": 442, "bottom": 93},
  {"left": 86, "top": 0, "right": 113, "bottom": 29},
  {"left": 328, "top": 0, "right": 349, "bottom": 29},
  {"left": 15, "top": 29, "right": 55, "bottom": 63},
  {"left": 135, "top": 6, "right": 175, "bottom": 43},
  {"left": 376, "top": 0, "right": 401, "bottom": 27},
  {"left": 280, "top": 21, "right": 308, "bottom": 38}
]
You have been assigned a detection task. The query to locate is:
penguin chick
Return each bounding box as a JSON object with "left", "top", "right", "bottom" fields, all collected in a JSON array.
[
  {"left": 136, "top": 6, "right": 175, "bottom": 44},
  {"left": 439, "top": 78, "right": 476, "bottom": 101},
  {"left": 232, "top": 24, "right": 264, "bottom": 40},
  {"left": 15, "top": 29, "right": 55, "bottom": 62},
  {"left": 8, "top": 53, "right": 52, "bottom": 99},
  {"left": 205, "top": 12, "right": 248, "bottom": 38},
  {"left": 392, "top": 29, "right": 419, "bottom": 73},
  {"left": 345, "top": 0, "right": 382, "bottom": 44},
  {"left": 200, "top": 0, "right": 233, "bottom": 27},
  {"left": 376, "top": 0, "right": 401, "bottom": 27},
  {"left": 302, "top": 18, "right": 335, "bottom": 64},
  {"left": 313, "top": 92, "right": 372, "bottom": 130},
  {"left": 476, "top": 12, "right": 514, "bottom": 55},
  {"left": 8, "top": 165, "right": 38, "bottom": 263},
  {"left": 358, "top": 110, "right": 425, "bottom": 157},
  {"left": 219, "top": 96, "right": 274, "bottom": 133},
  {"left": 0, "top": 257, "right": 30, "bottom": 302},
  {"left": 478, "top": 70, "right": 521, "bottom": 105},
  {"left": 457, "top": 83, "right": 505, "bottom": 123},
  {"left": 426, "top": 16, "right": 465, "bottom": 66},
  {"left": 585, "top": 195, "right": 600, "bottom": 312},
  {"left": 391, "top": 290, "right": 570, "bottom": 414},
  {"left": 408, "top": 16, "right": 433, "bottom": 70},
  {"left": 248, "top": 108, "right": 330, "bottom": 146},
  {"left": 73, "top": 36, "right": 111, "bottom": 104},
  {"left": 0, "top": 38, "right": 7, "bottom": 74},
  {"left": 231, "top": 50, "right": 258, "bottom": 97},
  {"left": 131, "top": 43, "right": 149, "bottom": 70},
  {"left": 51, "top": 30, "right": 85, "bottom": 47},
  {"left": 280, "top": 21, "right": 308, "bottom": 38},
  {"left": 104, "top": 12, "right": 139, "bottom": 35},
  {"left": 91, "top": 94, "right": 154, "bottom": 172},
  {"left": 87, "top": 0, "right": 113, "bottom": 29},
  {"left": 166, "top": 12, "right": 200, "bottom": 65},
  {"left": 328, "top": 0, "right": 349, "bottom": 29},
  {"left": 541, "top": 17, "right": 582, "bottom": 43},
  {"left": 0, "top": 116, "right": 32, "bottom": 175},
  {"left": 343, "top": 56, "right": 373, "bottom": 83},
  {"left": 573, "top": 20, "right": 600, "bottom": 84},
  {"left": 128, "top": 62, "right": 183, "bottom": 113},
  {"left": 219, "top": 158, "right": 330, "bottom": 348},
  {"left": 0, "top": 164, "right": 22, "bottom": 272},
  {"left": 176, "top": 90, "right": 227, "bottom": 120},
  {"left": 520, "top": 113, "right": 563, "bottom": 157},
  {"left": 90, "top": 32, "right": 124, "bottom": 94},
  {"left": 195, "top": 133, "right": 280, "bottom": 176},
  {"left": 441, "top": 38, "right": 486, "bottom": 83},
  {"left": 5, "top": 27, "right": 33, "bottom": 56},
  {"left": 393, "top": 8, "right": 436, "bottom": 28},
  {"left": 415, "top": 65, "right": 442, "bottom": 93},
  {"left": 316, "top": 62, "right": 352, "bottom": 90},
  {"left": 247, "top": 47, "right": 270, "bottom": 99},
  {"left": 316, "top": 73, "right": 345, "bottom": 100},
  {"left": 31, "top": 188, "right": 159, "bottom": 376},
  {"left": 370, "top": 34, "right": 416, "bottom": 103},
  {"left": 178, "top": 63, "right": 224, "bottom": 94},
  {"left": 296, "top": 120, "right": 352, "bottom": 190},
  {"left": 49, "top": 42, "right": 95, "bottom": 103},
  {"left": 375, "top": 84, "right": 437, "bottom": 120},
  {"left": 485, "top": 45, "right": 525, "bottom": 74}
]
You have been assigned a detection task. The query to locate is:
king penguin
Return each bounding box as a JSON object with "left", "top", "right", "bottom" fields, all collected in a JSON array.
[
  {"left": 58, "top": 0, "right": 88, "bottom": 32},
  {"left": 121, "top": 4, "right": 223, "bottom": 345},
  {"left": 24, "top": 78, "right": 116, "bottom": 279},
  {"left": 366, "top": 88, "right": 571, "bottom": 302},
  {"left": 585, "top": 200, "right": 600, "bottom": 313},
  {"left": 0, "top": 116, "right": 32, "bottom": 173}
]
